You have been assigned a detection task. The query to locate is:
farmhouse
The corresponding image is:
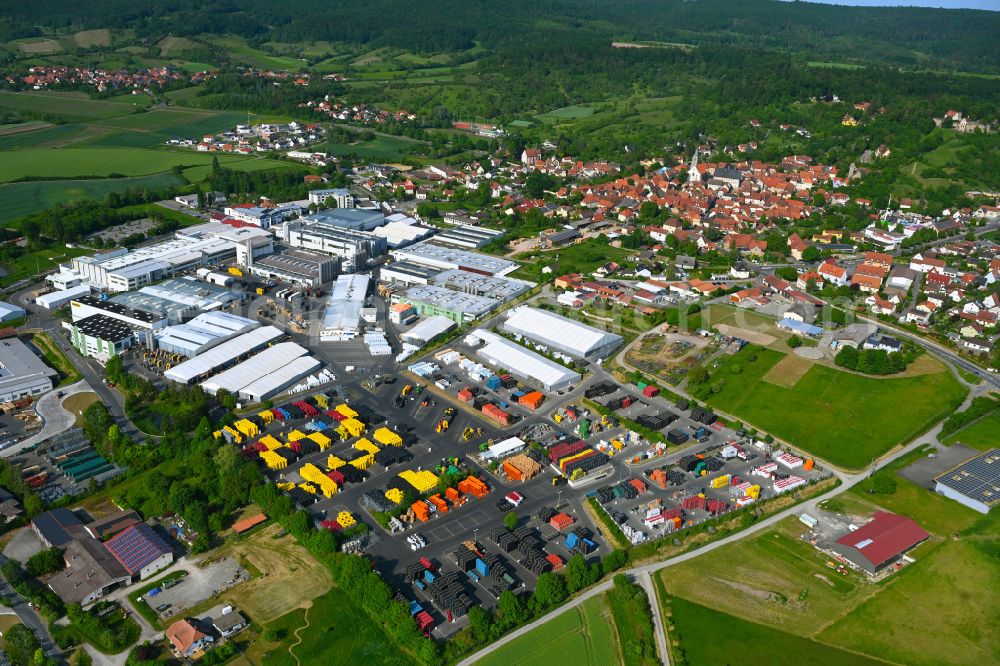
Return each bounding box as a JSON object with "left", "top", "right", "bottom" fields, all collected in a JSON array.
[{"left": 831, "top": 511, "right": 930, "bottom": 575}]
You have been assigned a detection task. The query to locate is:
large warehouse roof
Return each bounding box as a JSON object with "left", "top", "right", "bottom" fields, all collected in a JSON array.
[
  {"left": 473, "top": 330, "right": 580, "bottom": 392},
  {"left": 238, "top": 355, "right": 322, "bottom": 402},
  {"left": 164, "top": 326, "right": 283, "bottom": 384},
  {"left": 320, "top": 274, "right": 369, "bottom": 338},
  {"left": 155, "top": 312, "right": 259, "bottom": 357},
  {"left": 503, "top": 306, "right": 623, "bottom": 359},
  {"left": 934, "top": 448, "right": 1000, "bottom": 513},
  {"left": 401, "top": 316, "right": 456, "bottom": 345},
  {"left": 201, "top": 342, "right": 310, "bottom": 395},
  {"left": 390, "top": 241, "right": 517, "bottom": 276}
]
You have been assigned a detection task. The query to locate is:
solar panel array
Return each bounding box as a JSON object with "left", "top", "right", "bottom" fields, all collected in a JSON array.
[
  {"left": 104, "top": 523, "right": 171, "bottom": 575},
  {"left": 935, "top": 448, "right": 1000, "bottom": 508}
]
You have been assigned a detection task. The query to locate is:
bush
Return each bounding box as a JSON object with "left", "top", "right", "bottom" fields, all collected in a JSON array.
[
  {"left": 787, "top": 335, "right": 803, "bottom": 349},
  {"left": 26, "top": 547, "right": 64, "bottom": 577}
]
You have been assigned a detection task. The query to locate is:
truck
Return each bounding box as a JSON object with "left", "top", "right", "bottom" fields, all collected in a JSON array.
[{"left": 505, "top": 491, "right": 524, "bottom": 507}]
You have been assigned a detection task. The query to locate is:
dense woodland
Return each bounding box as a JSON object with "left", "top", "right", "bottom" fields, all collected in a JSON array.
[{"left": 5, "top": 1, "right": 1000, "bottom": 73}]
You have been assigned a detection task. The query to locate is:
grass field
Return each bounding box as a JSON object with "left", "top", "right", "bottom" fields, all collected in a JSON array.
[
  {"left": 668, "top": 597, "right": 884, "bottom": 666},
  {"left": 0, "top": 124, "right": 97, "bottom": 150},
  {"left": 30, "top": 331, "right": 81, "bottom": 386},
  {"left": 325, "top": 134, "right": 422, "bottom": 161},
  {"left": 703, "top": 345, "right": 967, "bottom": 469},
  {"left": 536, "top": 105, "right": 596, "bottom": 122},
  {"left": 245, "top": 585, "right": 417, "bottom": 666},
  {"left": 0, "top": 173, "right": 184, "bottom": 223},
  {"left": 0, "top": 91, "right": 144, "bottom": 122},
  {"left": 62, "top": 392, "right": 101, "bottom": 426},
  {"left": 74, "top": 29, "right": 111, "bottom": 48},
  {"left": 942, "top": 410, "right": 1000, "bottom": 450},
  {"left": 0, "top": 246, "right": 92, "bottom": 287},
  {"left": 477, "top": 595, "right": 620, "bottom": 666},
  {"left": 817, "top": 534, "right": 999, "bottom": 665}
]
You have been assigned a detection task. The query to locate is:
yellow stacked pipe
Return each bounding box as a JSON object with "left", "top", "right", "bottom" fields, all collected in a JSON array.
[
  {"left": 258, "top": 410, "right": 274, "bottom": 424},
  {"left": 341, "top": 418, "right": 365, "bottom": 438},
  {"left": 260, "top": 450, "right": 287, "bottom": 470},
  {"left": 400, "top": 469, "right": 438, "bottom": 493},
  {"left": 234, "top": 419, "right": 259, "bottom": 438},
  {"left": 745, "top": 484, "right": 761, "bottom": 499},
  {"left": 286, "top": 429, "right": 307, "bottom": 442},
  {"left": 307, "top": 432, "right": 332, "bottom": 450},
  {"left": 259, "top": 434, "right": 283, "bottom": 451},
  {"left": 385, "top": 488, "right": 404, "bottom": 504},
  {"left": 277, "top": 482, "right": 295, "bottom": 491},
  {"left": 299, "top": 482, "right": 317, "bottom": 495},
  {"left": 373, "top": 427, "right": 402, "bottom": 447},
  {"left": 313, "top": 394, "right": 329, "bottom": 408},
  {"left": 353, "top": 438, "right": 379, "bottom": 455},
  {"left": 335, "top": 404, "right": 358, "bottom": 419},
  {"left": 350, "top": 453, "right": 374, "bottom": 470},
  {"left": 336, "top": 511, "right": 356, "bottom": 528},
  {"left": 300, "top": 463, "right": 338, "bottom": 498},
  {"left": 213, "top": 430, "right": 224, "bottom": 440},
  {"left": 327, "top": 455, "right": 347, "bottom": 470},
  {"left": 223, "top": 425, "right": 242, "bottom": 443}
]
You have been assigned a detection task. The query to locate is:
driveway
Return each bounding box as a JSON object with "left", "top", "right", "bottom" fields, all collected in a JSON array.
[{"left": 2, "top": 379, "right": 92, "bottom": 458}]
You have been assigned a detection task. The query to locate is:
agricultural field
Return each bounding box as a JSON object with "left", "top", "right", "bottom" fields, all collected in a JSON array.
[
  {"left": 477, "top": 595, "right": 620, "bottom": 666},
  {"left": 0, "top": 173, "right": 184, "bottom": 224},
  {"left": 245, "top": 585, "right": 416, "bottom": 666},
  {"left": 942, "top": 410, "right": 1000, "bottom": 451},
  {"left": 536, "top": 105, "right": 596, "bottom": 122},
  {"left": 0, "top": 91, "right": 145, "bottom": 122},
  {"left": 0, "top": 147, "right": 240, "bottom": 183},
  {"left": 668, "top": 597, "right": 883, "bottom": 666},
  {"left": 702, "top": 345, "right": 966, "bottom": 469}
]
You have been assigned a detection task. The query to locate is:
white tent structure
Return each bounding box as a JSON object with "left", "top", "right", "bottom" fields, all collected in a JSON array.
[
  {"left": 503, "top": 306, "right": 623, "bottom": 360},
  {"left": 473, "top": 330, "right": 579, "bottom": 392}
]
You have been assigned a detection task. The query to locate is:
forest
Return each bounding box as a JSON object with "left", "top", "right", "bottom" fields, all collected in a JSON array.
[{"left": 3, "top": 0, "right": 1000, "bottom": 73}]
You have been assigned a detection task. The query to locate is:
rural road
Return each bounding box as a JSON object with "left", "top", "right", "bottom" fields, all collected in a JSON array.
[{"left": 637, "top": 570, "right": 670, "bottom": 666}]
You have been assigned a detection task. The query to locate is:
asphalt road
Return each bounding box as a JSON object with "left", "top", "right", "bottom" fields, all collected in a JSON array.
[{"left": 0, "top": 554, "right": 64, "bottom": 663}]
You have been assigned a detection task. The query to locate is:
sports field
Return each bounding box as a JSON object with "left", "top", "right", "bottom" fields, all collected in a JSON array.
[
  {"left": 704, "top": 345, "right": 967, "bottom": 469},
  {"left": 325, "top": 135, "right": 422, "bottom": 161},
  {"left": 477, "top": 596, "right": 620, "bottom": 666}
]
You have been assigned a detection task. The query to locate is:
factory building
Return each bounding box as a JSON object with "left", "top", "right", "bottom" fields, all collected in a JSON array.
[
  {"left": 36, "top": 285, "right": 92, "bottom": 310},
  {"left": 200, "top": 341, "right": 319, "bottom": 401},
  {"left": 70, "top": 295, "right": 169, "bottom": 331},
  {"left": 138, "top": 277, "right": 239, "bottom": 311},
  {"left": 934, "top": 449, "right": 1000, "bottom": 514},
  {"left": 163, "top": 326, "right": 285, "bottom": 384},
  {"left": 70, "top": 314, "right": 137, "bottom": 363},
  {"left": 429, "top": 269, "right": 532, "bottom": 303},
  {"left": 379, "top": 261, "right": 439, "bottom": 287},
  {"left": 154, "top": 312, "right": 259, "bottom": 358},
  {"left": 401, "top": 316, "right": 456, "bottom": 346},
  {"left": 432, "top": 224, "right": 505, "bottom": 249},
  {"left": 503, "top": 306, "right": 623, "bottom": 360},
  {"left": 319, "top": 274, "right": 370, "bottom": 341},
  {"left": 302, "top": 208, "right": 387, "bottom": 231},
  {"left": 372, "top": 215, "right": 435, "bottom": 248},
  {"left": 397, "top": 285, "right": 496, "bottom": 324},
  {"left": 281, "top": 220, "right": 387, "bottom": 273},
  {"left": 0, "top": 300, "right": 26, "bottom": 324},
  {"left": 248, "top": 248, "right": 339, "bottom": 287},
  {"left": 0, "top": 337, "right": 58, "bottom": 402},
  {"left": 390, "top": 241, "right": 517, "bottom": 277},
  {"left": 468, "top": 330, "right": 580, "bottom": 392}
]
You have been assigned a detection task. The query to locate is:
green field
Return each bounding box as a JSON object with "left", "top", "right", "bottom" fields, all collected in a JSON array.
[
  {"left": 0, "top": 147, "right": 264, "bottom": 183},
  {"left": 703, "top": 346, "right": 967, "bottom": 469},
  {"left": 0, "top": 245, "right": 93, "bottom": 287},
  {"left": 943, "top": 410, "right": 1000, "bottom": 450},
  {"left": 251, "top": 586, "right": 417, "bottom": 666},
  {"left": 0, "top": 124, "right": 96, "bottom": 150},
  {"left": 669, "top": 597, "right": 884, "bottom": 666},
  {"left": 0, "top": 173, "right": 185, "bottom": 223},
  {"left": 537, "top": 105, "right": 596, "bottom": 122},
  {"left": 0, "top": 91, "right": 145, "bottom": 122},
  {"left": 325, "top": 134, "right": 422, "bottom": 161},
  {"left": 477, "top": 596, "right": 620, "bottom": 666},
  {"left": 817, "top": 535, "right": 999, "bottom": 666}
]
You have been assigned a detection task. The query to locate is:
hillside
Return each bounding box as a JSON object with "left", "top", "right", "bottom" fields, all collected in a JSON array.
[{"left": 2, "top": 0, "right": 1000, "bottom": 73}]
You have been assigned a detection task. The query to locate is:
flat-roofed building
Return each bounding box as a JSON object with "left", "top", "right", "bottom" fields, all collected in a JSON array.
[
  {"left": 934, "top": 448, "right": 1000, "bottom": 514},
  {"left": 430, "top": 269, "right": 532, "bottom": 303},
  {"left": 154, "top": 312, "right": 259, "bottom": 358},
  {"left": 249, "top": 248, "right": 339, "bottom": 287},
  {"left": 281, "top": 220, "right": 387, "bottom": 273},
  {"left": 390, "top": 241, "right": 517, "bottom": 277},
  {"left": 433, "top": 224, "right": 504, "bottom": 249},
  {"left": 379, "top": 261, "right": 439, "bottom": 286},
  {"left": 308, "top": 188, "right": 354, "bottom": 208},
  {"left": 0, "top": 337, "right": 59, "bottom": 402},
  {"left": 397, "top": 285, "right": 496, "bottom": 324},
  {"left": 319, "top": 274, "right": 370, "bottom": 341},
  {"left": 70, "top": 314, "right": 137, "bottom": 363}
]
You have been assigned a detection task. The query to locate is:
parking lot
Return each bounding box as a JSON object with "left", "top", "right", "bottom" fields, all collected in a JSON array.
[{"left": 142, "top": 557, "right": 247, "bottom": 620}]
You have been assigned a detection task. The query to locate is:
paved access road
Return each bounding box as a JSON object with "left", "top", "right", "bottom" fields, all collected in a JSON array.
[{"left": 0, "top": 554, "right": 64, "bottom": 663}]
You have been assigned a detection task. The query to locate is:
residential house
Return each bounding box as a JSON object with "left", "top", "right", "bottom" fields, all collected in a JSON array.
[
  {"left": 211, "top": 610, "right": 248, "bottom": 638},
  {"left": 167, "top": 619, "right": 214, "bottom": 658},
  {"left": 796, "top": 271, "right": 824, "bottom": 290},
  {"left": 961, "top": 338, "right": 992, "bottom": 354},
  {"left": 817, "top": 260, "right": 849, "bottom": 286},
  {"left": 851, "top": 272, "right": 883, "bottom": 293},
  {"left": 909, "top": 255, "right": 947, "bottom": 273},
  {"left": 866, "top": 295, "right": 897, "bottom": 315},
  {"left": 863, "top": 333, "right": 902, "bottom": 353}
]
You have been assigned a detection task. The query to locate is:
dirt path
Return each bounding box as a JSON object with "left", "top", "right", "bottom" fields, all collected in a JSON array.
[{"left": 287, "top": 600, "right": 314, "bottom": 666}]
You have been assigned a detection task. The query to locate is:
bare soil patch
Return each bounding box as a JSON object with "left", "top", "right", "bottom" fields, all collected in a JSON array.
[{"left": 764, "top": 354, "right": 813, "bottom": 388}]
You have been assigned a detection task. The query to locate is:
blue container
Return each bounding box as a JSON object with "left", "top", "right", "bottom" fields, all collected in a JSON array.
[
  {"left": 486, "top": 375, "right": 502, "bottom": 390},
  {"left": 565, "top": 532, "right": 579, "bottom": 548},
  {"left": 414, "top": 580, "right": 425, "bottom": 590},
  {"left": 475, "top": 558, "right": 489, "bottom": 577},
  {"left": 468, "top": 570, "right": 480, "bottom": 582},
  {"left": 409, "top": 600, "right": 423, "bottom": 616},
  {"left": 424, "top": 570, "right": 436, "bottom": 583},
  {"left": 277, "top": 408, "right": 291, "bottom": 419}
]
